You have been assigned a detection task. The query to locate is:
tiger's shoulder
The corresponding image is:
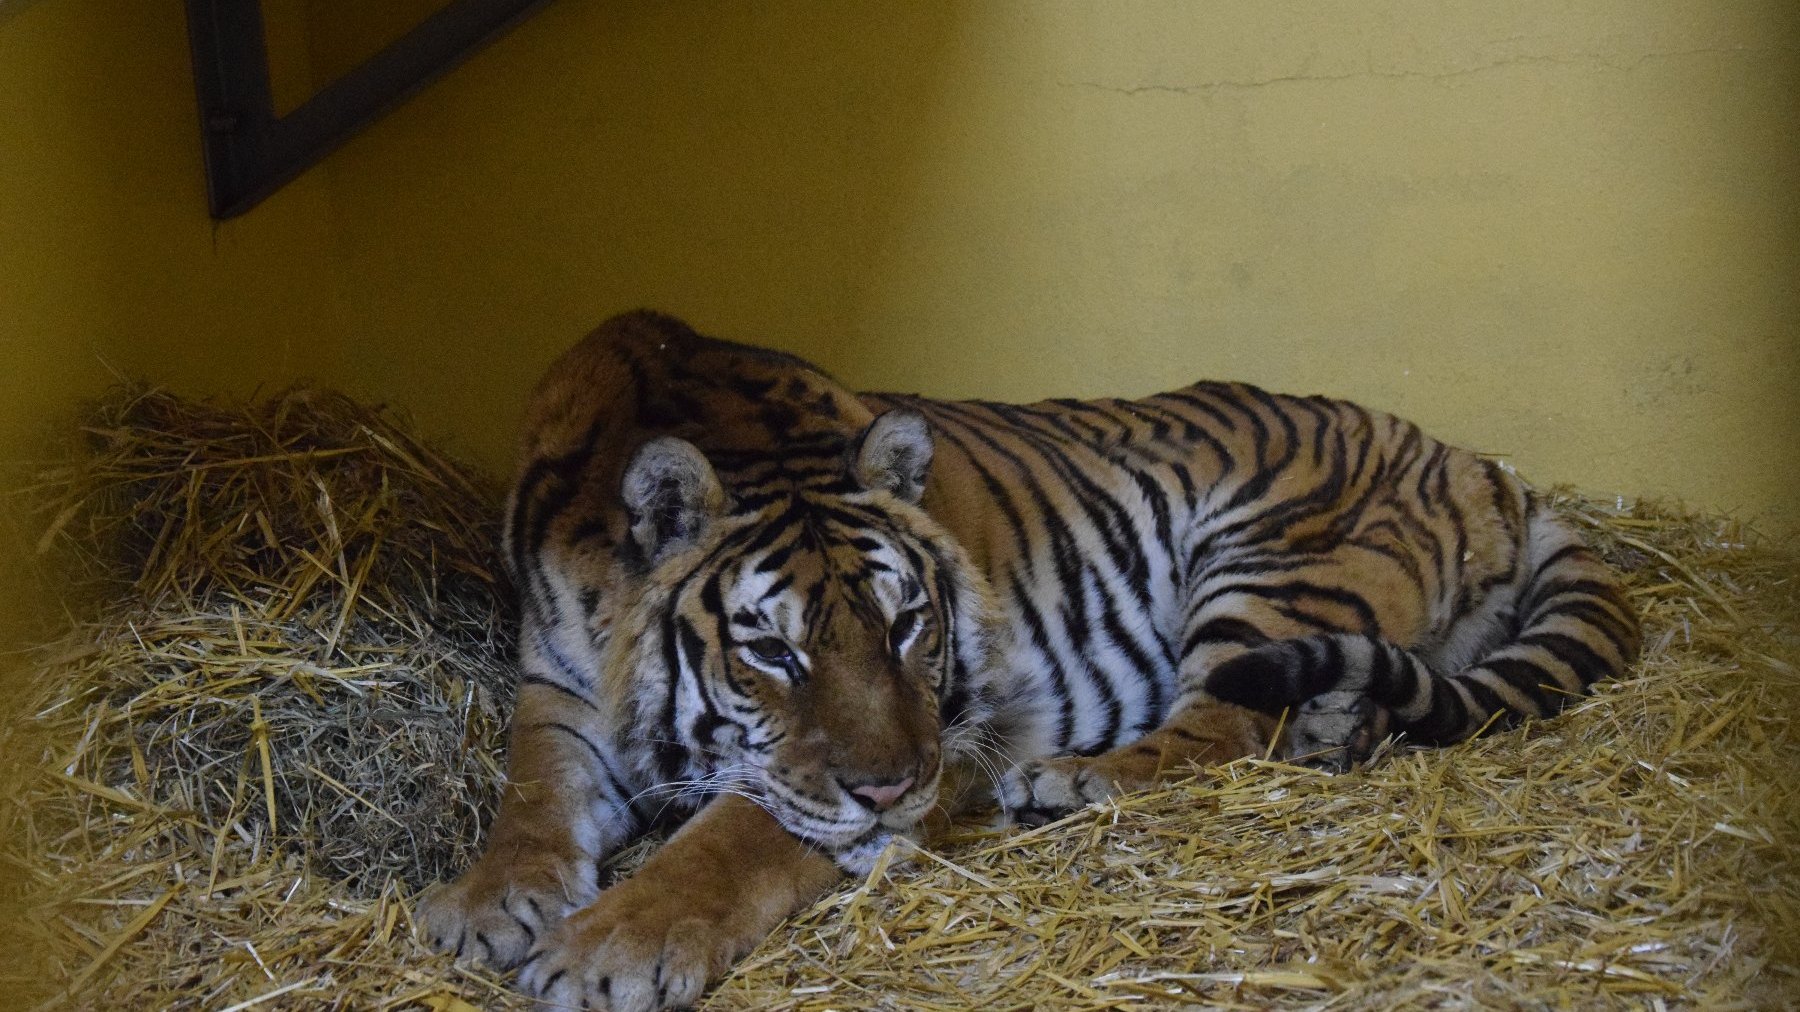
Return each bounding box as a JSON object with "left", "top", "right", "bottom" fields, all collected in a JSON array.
[
  {"left": 507, "top": 311, "right": 870, "bottom": 575},
  {"left": 518, "top": 309, "right": 860, "bottom": 474}
]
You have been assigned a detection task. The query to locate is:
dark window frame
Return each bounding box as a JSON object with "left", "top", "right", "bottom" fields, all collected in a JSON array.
[{"left": 185, "top": 0, "right": 549, "bottom": 219}]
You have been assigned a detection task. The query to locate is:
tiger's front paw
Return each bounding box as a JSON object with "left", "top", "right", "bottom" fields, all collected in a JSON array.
[
  {"left": 998, "top": 757, "right": 1124, "bottom": 826},
  {"left": 1285, "top": 690, "right": 1392, "bottom": 772},
  {"left": 517, "top": 870, "right": 746, "bottom": 1012},
  {"left": 415, "top": 849, "right": 596, "bottom": 970}
]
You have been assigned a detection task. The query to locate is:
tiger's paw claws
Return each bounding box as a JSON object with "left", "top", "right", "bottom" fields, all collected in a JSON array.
[
  {"left": 1285, "top": 691, "right": 1391, "bottom": 772},
  {"left": 518, "top": 873, "right": 741, "bottom": 1011},
  {"left": 998, "top": 757, "right": 1123, "bottom": 826},
  {"left": 415, "top": 852, "right": 594, "bottom": 971}
]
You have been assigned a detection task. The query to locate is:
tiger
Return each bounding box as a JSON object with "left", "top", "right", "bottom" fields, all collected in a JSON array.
[{"left": 416, "top": 310, "right": 1639, "bottom": 1011}]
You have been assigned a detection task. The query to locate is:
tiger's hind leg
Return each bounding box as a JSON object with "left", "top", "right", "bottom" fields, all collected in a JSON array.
[
  {"left": 998, "top": 699, "right": 1281, "bottom": 825},
  {"left": 997, "top": 586, "right": 1373, "bottom": 823},
  {"left": 1205, "top": 516, "right": 1639, "bottom": 771},
  {"left": 1201, "top": 634, "right": 1410, "bottom": 771}
]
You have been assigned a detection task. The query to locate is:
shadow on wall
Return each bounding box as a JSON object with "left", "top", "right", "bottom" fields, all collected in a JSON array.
[{"left": 0, "top": 0, "right": 345, "bottom": 654}]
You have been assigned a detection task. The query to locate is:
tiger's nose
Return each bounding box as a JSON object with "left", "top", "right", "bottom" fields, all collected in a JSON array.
[{"left": 842, "top": 775, "right": 915, "bottom": 812}]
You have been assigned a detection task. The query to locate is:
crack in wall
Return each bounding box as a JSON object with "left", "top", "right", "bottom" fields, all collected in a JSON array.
[{"left": 1061, "top": 44, "right": 1795, "bottom": 96}]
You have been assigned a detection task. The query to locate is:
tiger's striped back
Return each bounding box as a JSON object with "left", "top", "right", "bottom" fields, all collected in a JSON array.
[{"left": 865, "top": 382, "right": 1638, "bottom": 772}]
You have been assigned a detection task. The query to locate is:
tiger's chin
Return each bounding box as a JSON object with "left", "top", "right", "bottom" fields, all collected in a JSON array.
[
  {"left": 808, "top": 803, "right": 936, "bottom": 876},
  {"left": 764, "top": 779, "right": 940, "bottom": 865},
  {"left": 874, "top": 790, "right": 938, "bottom": 838}
]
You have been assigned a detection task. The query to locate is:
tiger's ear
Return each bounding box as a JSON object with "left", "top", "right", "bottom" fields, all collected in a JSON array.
[
  {"left": 851, "top": 410, "right": 933, "bottom": 505},
  {"left": 621, "top": 437, "right": 727, "bottom": 564}
]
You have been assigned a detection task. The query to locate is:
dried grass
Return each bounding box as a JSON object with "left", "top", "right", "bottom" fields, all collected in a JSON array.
[
  {"left": 2, "top": 387, "right": 1796, "bottom": 1010},
  {"left": 1, "top": 387, "right": 516, "bottom": 1009}
]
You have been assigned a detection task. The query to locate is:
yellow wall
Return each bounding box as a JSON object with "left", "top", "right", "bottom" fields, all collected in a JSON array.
[
  {"left": 0, "top": 0, "right": 343, "bottom": 649},
  {"left": 4, "top": 0, "right": 1797, "bottom": 661},
  {"left": 308, "top": 0, "right": 1798, "bottom": 528}
]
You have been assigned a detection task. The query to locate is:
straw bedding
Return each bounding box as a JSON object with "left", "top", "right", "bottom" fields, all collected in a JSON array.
[{"left": 2, "top": 386, "right": 1795, "bottom": 1010}]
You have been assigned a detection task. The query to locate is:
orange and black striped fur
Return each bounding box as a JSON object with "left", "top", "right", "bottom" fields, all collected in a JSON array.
[{"left": 419, "top": 311, "right": 1638, "bottom": 1011}]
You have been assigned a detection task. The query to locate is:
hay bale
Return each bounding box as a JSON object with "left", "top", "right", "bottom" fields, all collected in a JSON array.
[
  {"left": 2, "top": 387, "right": 1795, "bottom": 1010},
  {"left": 2, "top": 386, "right": 518, "bottom": 1008}
]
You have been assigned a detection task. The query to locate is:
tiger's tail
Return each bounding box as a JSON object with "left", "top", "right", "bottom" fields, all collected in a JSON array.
[{"left": 1207, "top": 506, "right": 1640, "bottom": 751}]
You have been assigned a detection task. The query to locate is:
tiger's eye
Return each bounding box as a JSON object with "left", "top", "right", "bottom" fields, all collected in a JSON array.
[
  {"left": 888, "top": 609, "right": 924, "bottom": 656},
  {"left": 746, "top": 637, "right": 795, "bottom": 667}
]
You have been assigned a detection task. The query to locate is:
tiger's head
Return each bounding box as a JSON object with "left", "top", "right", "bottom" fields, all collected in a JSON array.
[{"left": 604, "top": 410, "right": 1002, "bottom": 861}]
